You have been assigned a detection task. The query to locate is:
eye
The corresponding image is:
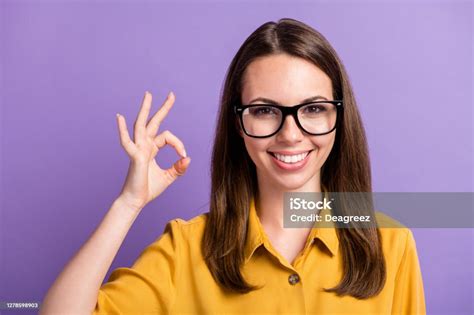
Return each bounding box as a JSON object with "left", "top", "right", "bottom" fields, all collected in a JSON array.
[
  {"left": 303, "top": 104, "right": 325, "bottom": 113},
  {"left": 249, "top": 106, "right": 278, "bottom": 117}
]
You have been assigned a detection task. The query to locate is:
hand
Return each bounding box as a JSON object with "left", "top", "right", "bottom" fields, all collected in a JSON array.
[{"left": 115, "top": 91, "right": 191, "bottom": 211}]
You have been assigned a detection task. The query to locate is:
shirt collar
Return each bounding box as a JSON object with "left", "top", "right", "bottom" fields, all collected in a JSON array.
[{"left": 244, "top": 192, "right": 339, "bottom": 264}]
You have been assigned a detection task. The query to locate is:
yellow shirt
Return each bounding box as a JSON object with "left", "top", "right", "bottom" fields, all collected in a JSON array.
[{"left": 93, "top": 198, "right": 426, "bottom": 314}]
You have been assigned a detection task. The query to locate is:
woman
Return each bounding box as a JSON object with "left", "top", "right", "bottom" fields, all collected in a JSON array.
[{"left": 40, "top": 18, "right": 426, "bottom": 314}]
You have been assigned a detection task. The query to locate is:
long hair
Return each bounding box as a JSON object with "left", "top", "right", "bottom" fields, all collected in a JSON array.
[{"left": 202, "top": 18, "right": 386, "bottom": 299}]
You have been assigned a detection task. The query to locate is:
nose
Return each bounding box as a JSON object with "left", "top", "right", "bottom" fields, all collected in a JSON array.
[{"left": 275, "top": 115, "right": 304, "bottom": 144}]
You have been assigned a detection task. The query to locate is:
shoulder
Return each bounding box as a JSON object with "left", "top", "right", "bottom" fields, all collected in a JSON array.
[
  {"left": 175, "top": 212, "right": 209, "bottom": 225},
  {"left": 376, "top": 211, "right": 415, "bottom": 247},
  {"left": 160, "top": 212, "right": 209, "bottom": 245},
  {"left": 375, "top": 212, "right": 419, "bottom": 268},
  {"left": 374, "top": 211, "right": 405, "bottom": 228}
]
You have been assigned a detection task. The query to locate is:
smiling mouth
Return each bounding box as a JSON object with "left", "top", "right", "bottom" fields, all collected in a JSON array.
[{"left": 267, "top": 150, "right": 314, "bottom": 164}]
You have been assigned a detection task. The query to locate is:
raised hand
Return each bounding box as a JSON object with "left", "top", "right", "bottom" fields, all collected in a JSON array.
[{"left": 115, "top": 91, "right": 191, "bottom": 211}]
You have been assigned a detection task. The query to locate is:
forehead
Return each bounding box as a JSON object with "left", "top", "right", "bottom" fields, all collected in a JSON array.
[{"left": 241, "top": 53, "right": 333, "bottom": 104}]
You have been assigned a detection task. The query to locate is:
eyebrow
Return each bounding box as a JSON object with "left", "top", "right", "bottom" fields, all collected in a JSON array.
[{"left": 248, "top": 95, "right": 329, "bottom": 105}]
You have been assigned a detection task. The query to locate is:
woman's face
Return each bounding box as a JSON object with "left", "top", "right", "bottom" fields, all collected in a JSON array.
[{"left": 240, "top": 53, "right": 336, "bottom": 191}]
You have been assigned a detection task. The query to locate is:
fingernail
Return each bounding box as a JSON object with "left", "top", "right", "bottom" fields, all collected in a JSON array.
[
  {"left": 169, "top": 91, "right": 174, "bottom": 98},
  {"left": 182, "top": 149, "right": 187, "bottom": 158},
  {"left": 116, "top": 113, "right": 120, "bottom": 118}
]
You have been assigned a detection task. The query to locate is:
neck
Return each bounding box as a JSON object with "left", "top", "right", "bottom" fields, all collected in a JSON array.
[{"left": 255, "top": 171, "right": 322, "bottom": 234}]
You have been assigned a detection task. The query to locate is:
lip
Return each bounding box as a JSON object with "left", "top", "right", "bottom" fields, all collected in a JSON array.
[
  {"left": 267, "top": 149, "right": 313, "bottom": 171},
  {"left": 268, "top": 150, "right": 313, "bottom": 155}
]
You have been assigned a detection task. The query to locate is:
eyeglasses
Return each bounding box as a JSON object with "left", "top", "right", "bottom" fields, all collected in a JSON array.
[{"left": 234, "top": 100, "right": 343, "bottom": 138}]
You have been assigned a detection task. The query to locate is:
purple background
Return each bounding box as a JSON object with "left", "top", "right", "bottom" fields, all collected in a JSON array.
[{"left": 1, "top": 1, "right": 473, "bottom": 314}]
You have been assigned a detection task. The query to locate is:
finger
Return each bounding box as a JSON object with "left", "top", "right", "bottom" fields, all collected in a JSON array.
[
  {"left": 146, "top": 91, "right": 175, "bottom": 137},
  {"left": 154, "top": 130, "right": 187, "bottom": 158},
  {"left": 165, "top": 157, "right": 191, "bottom": 183},
  {"left": 116, "top": 113, "right": 138, "bottom": 156},
  {"left": 134, "top": 91, "right": 153, "bottom": 141}
]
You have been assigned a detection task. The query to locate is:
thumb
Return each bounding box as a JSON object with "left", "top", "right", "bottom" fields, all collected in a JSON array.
[{"left": 166, "top": 157, "right": 191, "bottom": 181}]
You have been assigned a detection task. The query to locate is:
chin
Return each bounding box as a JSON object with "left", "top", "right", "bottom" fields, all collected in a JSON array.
[{"left": 268, "top": 173, "right": 315, "bottom": 191}]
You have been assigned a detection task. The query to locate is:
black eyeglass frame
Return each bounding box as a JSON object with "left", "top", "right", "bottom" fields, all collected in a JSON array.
[{"left": 233, "top": 100, "right": 344, "bottom": 138}]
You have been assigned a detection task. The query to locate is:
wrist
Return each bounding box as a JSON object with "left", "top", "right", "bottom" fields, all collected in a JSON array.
[{"left": 115, "top": 195, "right": 145, "bottom": 213}]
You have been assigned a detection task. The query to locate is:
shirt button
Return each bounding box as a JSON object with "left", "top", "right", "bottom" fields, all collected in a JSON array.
[{"left": 288, "top": 273, "right": 300, "bottom": 285}]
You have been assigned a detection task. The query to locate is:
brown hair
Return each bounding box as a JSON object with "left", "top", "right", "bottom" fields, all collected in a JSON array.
[{"left": 202, "top": 18, "right": 386, "bottom": 299}]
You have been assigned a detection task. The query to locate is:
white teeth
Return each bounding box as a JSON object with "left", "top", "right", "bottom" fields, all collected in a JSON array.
[{"left": 273, "top": 151, "right": 309, "bottom": 164}]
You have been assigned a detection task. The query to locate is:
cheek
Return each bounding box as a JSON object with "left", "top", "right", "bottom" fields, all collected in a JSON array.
[
  {"left": 243, "top": 138, "right": 270, "bottom": 164},
  {"left": 317, "top": 134, "right": 335, "bottom": 148},
  {"left": 311, "top": 133, "right": 336, "bottom": 160}
]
